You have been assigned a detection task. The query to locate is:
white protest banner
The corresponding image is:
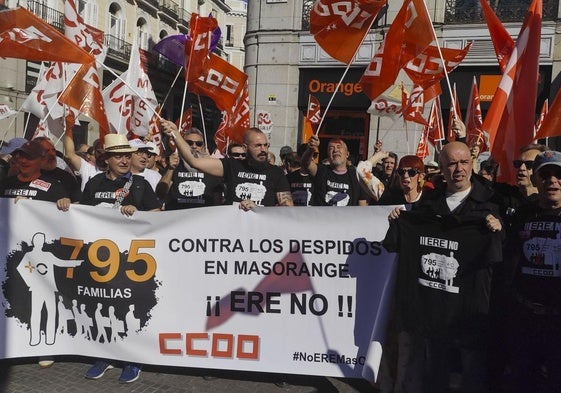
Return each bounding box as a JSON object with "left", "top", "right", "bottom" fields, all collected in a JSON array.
[{"left": 0, "top": 200, "right": 397, "bottom": 382}]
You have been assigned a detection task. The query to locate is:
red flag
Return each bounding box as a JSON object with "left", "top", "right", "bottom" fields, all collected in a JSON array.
[
  {"left": 404, "top": 42, "right": 472, "bottom": 92},
  {"left": 402, "top": 85, "right": 429, "bottom": 126},
  {"left": 534, "top": 99, "right": 548, "bottom": 139},
  {"left": 185, "top": 13, "right": 217, "bottom": 82},
  {"left": 205, "top": 251, "right": 313, "bottom": 330},
  {"left": 191, "top": 53, "right": 248, "bottom": 111},
  {"left": 302, "top": 94, "right": 321, "bottom": 142},
  {"left": 447, "top": 83, "right": 462, "bottom": 142},
  {"left": 416, "top": 125, "right": 430, "bottom": 159},
  {"left": 465, "top": 76, "right": 488, "bottom": 152},
  {"left": 175, "top": 108, "right": 193, "bottom": 138},
  {"left": 214, "top": 83, "right": 250, "bottom": 154},
  {"left": 479, "top": 0, "right": 515, "bottom": 73},
  {"left": 482, "top": 0, "right": 542, "bottom": 183},
  {"left": 310, "top": 0, "right": 386, "bottom": 64},
  {"left": 0, "top": 7, "right": 93, "bottom": 64},
  {"left": 535, "top": 93, "right": 561, "bottom": 139},
  {"left": 359, "top": 0, "right": 433, "bottom": 100},
  {"left": 59, "top": 61, "right": 110, "bottom": 138},
  {"left": 428, "top": 96, "right": 446, "bottom": 147}
]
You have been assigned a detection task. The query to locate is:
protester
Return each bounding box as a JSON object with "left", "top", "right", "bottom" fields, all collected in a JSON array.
[
  {"left": 302, "top": 135, "right": 368, "bottom": 206},
  {"left": 128, "top": 138, "right": 162, "bottom": 191},
  {"left": 504, "top": 150, "right": 561, "bottom": 392},
  {"left": 0, "top": 137, "right": 27, "bottom": 182},
  {"left": 284, "top": 152, "right": 313, "bottom": 206},
  {"left": 35, "top": 137, "right": 81, "bottom": 202},
  {"left": 384, "top": 141, "right": 503, "bottom": 393},
  {"left": 377, "top": 155, "right": 426, "bottom": 205},
  {"left": 226, "top": 143, "right": 246, "bottom": 160},
  {"left": 81, "top": 133, "right": 161, "bottom": 383},
  {"left": 0, "top": 139, "right": 71, "bottom": 211},
  {"left": 159, "top": 128, "right": 223, "bottom": 210},
  {"left": 161, "top": 121, "right": 293, "bottom": 209}
]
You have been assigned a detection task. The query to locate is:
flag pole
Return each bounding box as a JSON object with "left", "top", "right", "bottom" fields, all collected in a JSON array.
[
  {"left": 421, "top": 0, "right": 456, "bottom": 117},
  {"left": 197, "top": 94, "right": 209, "bottom": 148},
  {"left": 314, "top": 18, "right": 378, "bottom": 136}
]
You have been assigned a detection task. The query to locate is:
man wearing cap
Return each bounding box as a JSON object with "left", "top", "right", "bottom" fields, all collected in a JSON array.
[
  {"left": 158, "top": 128, "right": 223, "bottom": 210},
  {"left": 0, "top": 137, "right": 28, "bottom": 182},
  {"left": 0, "top": 139, "right": 71, "bottom": 211},
  {"left": 302, "top": 135, "right": 368, "bottom": 206},
  {"left": 504, "top": 150, "right": 561, "bottom": 392},
  {"left": 128, "top": 138, "right": 162, "bottom": 191},
  {"left": 161, "top": 120, "right": 292, "bottom": 210},
  {"left": 81, "top": 134, "right": 161, "bottom": 215}
]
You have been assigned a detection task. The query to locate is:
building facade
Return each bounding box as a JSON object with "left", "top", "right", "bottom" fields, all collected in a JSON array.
[{"left": 246, "top": 0, "right": 559, "bottom": 161}]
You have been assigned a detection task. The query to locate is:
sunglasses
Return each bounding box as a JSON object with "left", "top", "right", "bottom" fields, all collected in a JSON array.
[
  {"left": 397, "top": 168, "right": 420, "bottom": 177},
  {"left": 538, "top": 167, "right": 561, "bottom": 180},
  {"left": 230, "top": 152, "right": 246, "bottom": 158},
  {"left": 313, "top": 152, "right": 319, "bottom": 158},
  {"left": 513, "top": 160, "right": 534, "bottom": 169},
  {"left": 186, "top": 140, "right": 204, "bottom": 147}
]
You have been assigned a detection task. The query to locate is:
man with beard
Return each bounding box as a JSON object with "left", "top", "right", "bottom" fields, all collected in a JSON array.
[
  {"left": 161, "top": 121, "right": 292, "bottom": 210},
  {"left": 302, "top": 135, "right": 368, "bottom": 206}
]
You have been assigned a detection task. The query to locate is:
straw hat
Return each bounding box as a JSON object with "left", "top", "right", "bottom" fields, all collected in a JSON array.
[{"left": 103, "top": 134, "right": 137, "bottom": 154}]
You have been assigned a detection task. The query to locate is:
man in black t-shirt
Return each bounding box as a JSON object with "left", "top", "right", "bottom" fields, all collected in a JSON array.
[
  {"left": 0, "top": 140, "right": 70, "bottom": 211},
  {"left": 161, "top": 121, "right": 293, "bottom": 210},
  {"left": 285, "top": 152, "right": 313, "bottom": 206},
  {"left": 81, "top": 134, "right": 161, "bottom": 214},
  {"left": 504, "top": 150, "right": 561, "bottom": 392},
  {"left": 302, "top": 135, "right": 368, "bottom": 206}
]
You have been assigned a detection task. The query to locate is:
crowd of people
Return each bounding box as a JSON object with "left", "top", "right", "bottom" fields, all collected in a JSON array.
[{"left": 0, "top": 116, "right": 560, "bottom": 392}]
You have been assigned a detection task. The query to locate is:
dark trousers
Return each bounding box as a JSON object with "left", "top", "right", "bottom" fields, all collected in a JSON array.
[{"left": 403, "top": 334, "right": 489, "bottom": 393}]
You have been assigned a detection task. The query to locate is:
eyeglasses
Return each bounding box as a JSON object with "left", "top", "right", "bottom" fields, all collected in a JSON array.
[
  {"left": 230, "top": 152, "right": 246, "bottom": 158},
  {"left": 513, "top": 160, "right": 534, "bottom": 169},
  {"left": 538, "top": 167, "right": 561, "bottom": 180},
  {"left": 133, "top": 150, "right": 149, "bottom": 156},
  {"left": 397, "top": 168, "right": 420, "bottom": 177},
  {"left": 313, "top": 152, "right": 319, "bottom": 158},
  {"left": 186, "top": 140, "right": 204, "bottom": 147}
]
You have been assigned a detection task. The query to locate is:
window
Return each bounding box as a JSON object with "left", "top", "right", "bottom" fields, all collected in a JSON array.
[{"left": 226, "top": 25, "right": 233, "bottom": 47}]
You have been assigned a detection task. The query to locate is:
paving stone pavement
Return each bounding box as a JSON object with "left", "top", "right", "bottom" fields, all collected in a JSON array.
[{"left": 0, "top": 356, "right": 380, "bottom": 393}]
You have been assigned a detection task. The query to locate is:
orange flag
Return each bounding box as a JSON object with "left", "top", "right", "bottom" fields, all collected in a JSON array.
[
  {"left": 480, "top": 0, "right": 515, "bottom": 73},
  {"left": 416, "top": 125, "right": 430, "bottom": 159},
  {"left": 0, "top": 7, "right": 93, "bottom": 64},
  {"left": 185, "top": 13, "right": 218, "bottom": 83},
  {"left": 58, "top": 61, "right": 110, "bottom": 138},
  {"left": 534, "top": 99, "right": 548, "bottom": 139},
  {"left": 482, "top": 0, "right": 542, "bottom": 183},
  {"left": 214, "top": 83, "right": 250, "bottom": 153},
  {"left": 191, "top": 54, "right": 248, "bottom": 111},
  {"left": 465, "top": 76, "right": 487, "bottom": 152},
  {"left": 534, "top": 94, "right": 561, "bottom": 139},
  {"left": 302, "top": 94, "right": 321, "bottom": 142},
  {"left": 359, "top": 0, "right": 433, "bottom": 100},
  {"left": 310, "top": 0, "right": 386, "bottom": 64}
]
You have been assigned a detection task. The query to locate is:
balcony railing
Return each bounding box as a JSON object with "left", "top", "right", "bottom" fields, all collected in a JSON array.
[
  {"left": 28, "top": 0, "right": 64, "bottom": 31},
  {"left": 445, "top": 0, "right": 558, "bottom": 24},
  {"left": 159, "top": 0, "right": 179, "bottom": 21},
  {"left": 104, "top": 34, "right": 132, "bottom": 62}
]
